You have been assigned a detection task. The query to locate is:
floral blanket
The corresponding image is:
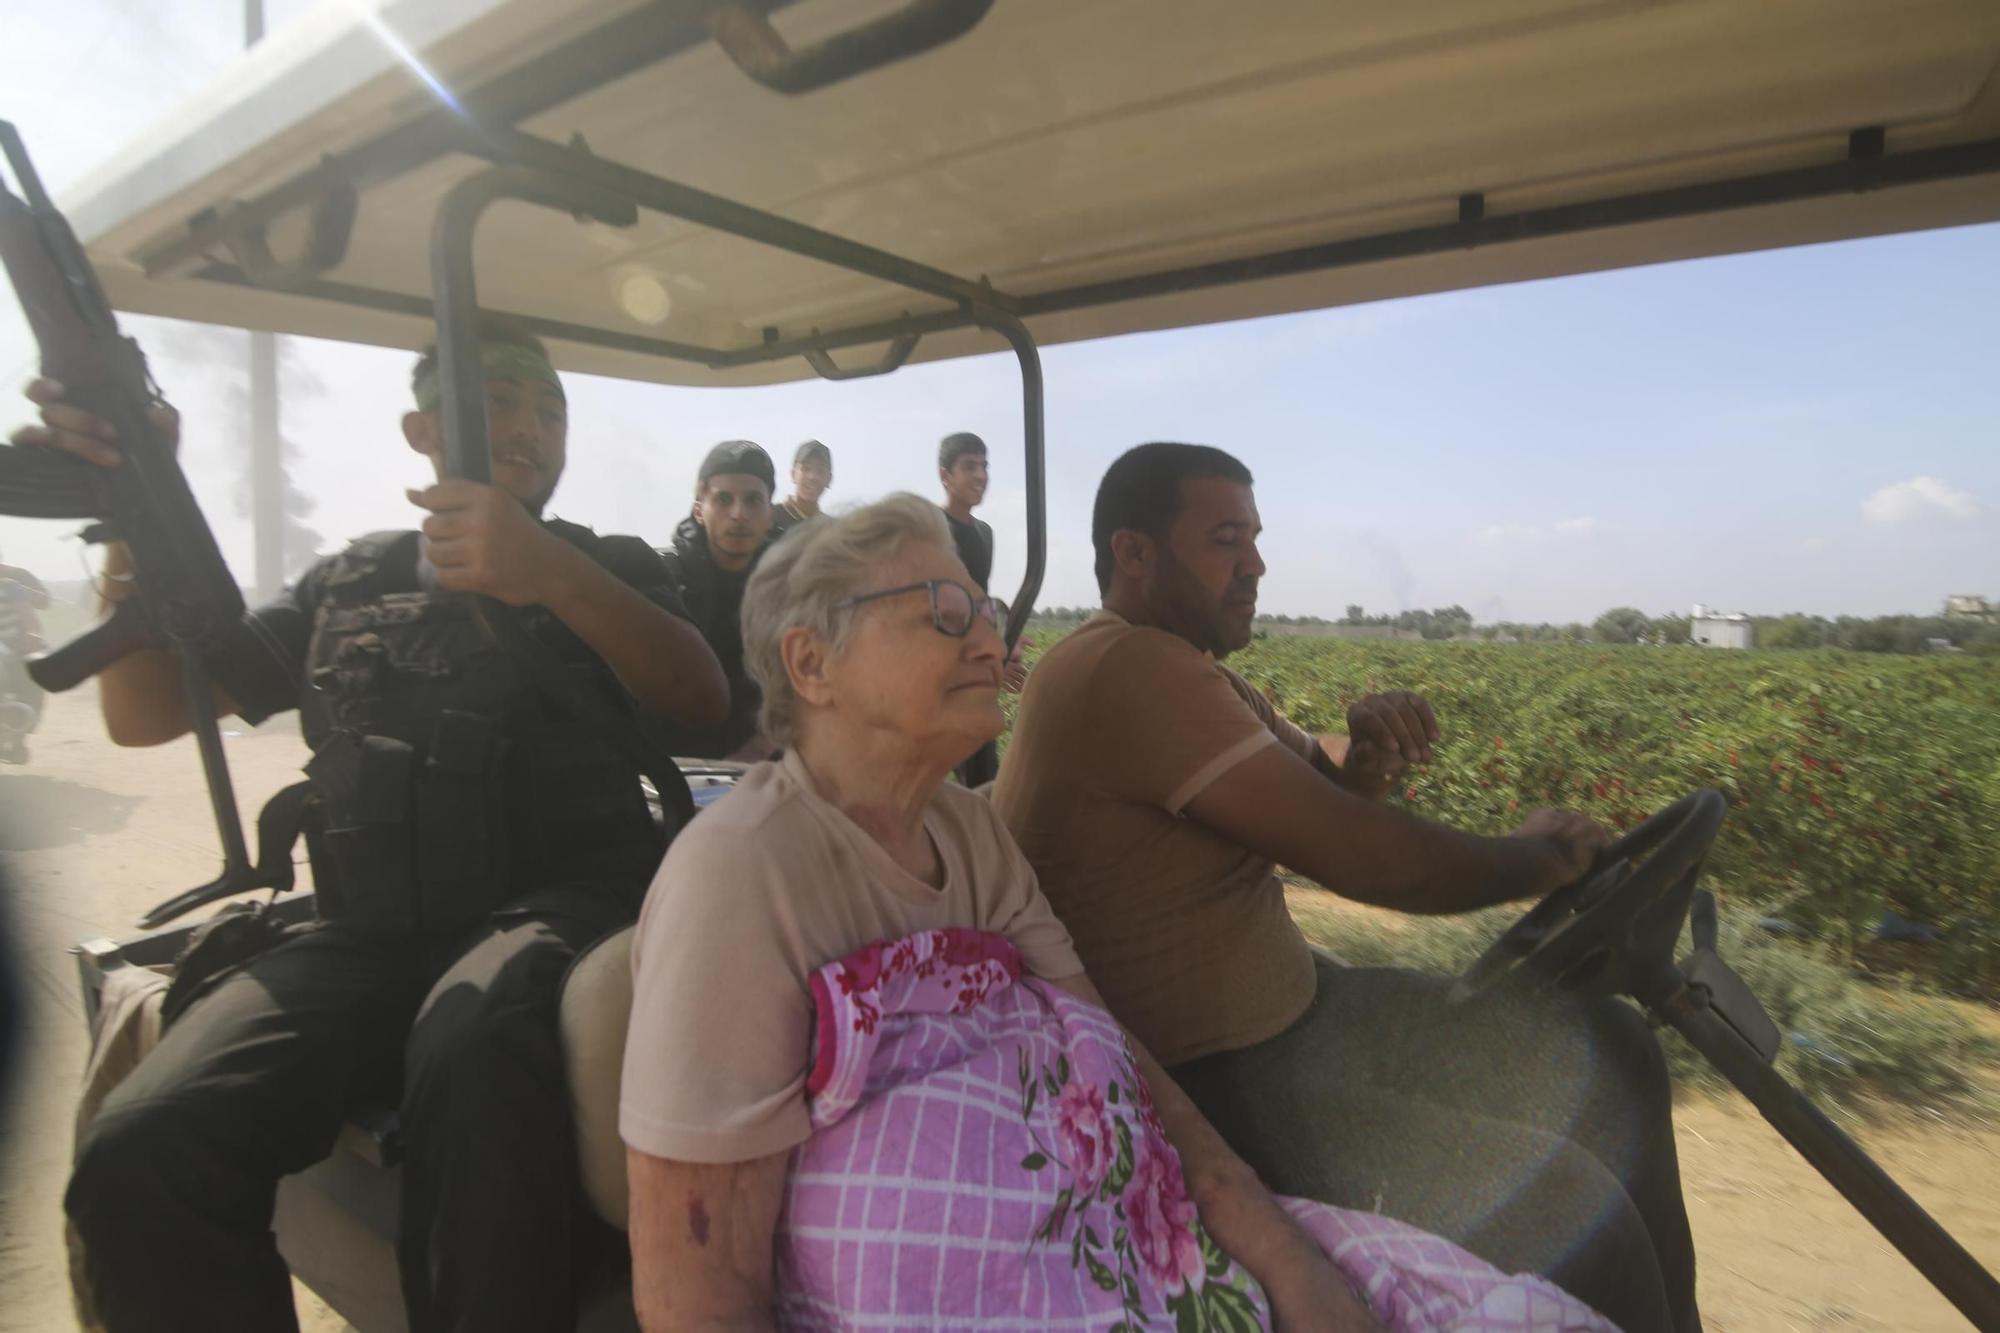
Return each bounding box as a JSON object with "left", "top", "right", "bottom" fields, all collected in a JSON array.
[{"left": 774, "top": 928, "right": 1617, "bottom": 1332}]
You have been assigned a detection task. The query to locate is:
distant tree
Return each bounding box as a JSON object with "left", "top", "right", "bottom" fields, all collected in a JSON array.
[
  {"left": 1759, "top": 614, "right": 1827, "bottom": 650},
  {"left": 1342, "top": 604, "right": 1365, "bottom": 625},
  {"left": 156, "top": 325, "right": 326, "bottom": 582},
  {"left": 1432, "top": 604, "right": 1474, "bottom": 639},
  {"left": 1655, "top": 613, "right": 1691, "bottom": 646},
  {"left": 1592, "top": 606, "right": 1653, "bottom": 645}
]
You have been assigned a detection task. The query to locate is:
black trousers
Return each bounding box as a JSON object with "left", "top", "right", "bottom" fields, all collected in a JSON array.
[
  {"left": 66, "top": 884, "right": 633, "bottom": 1333},
  {"left": 1168, "top": 957, "right": 1700, "bottom": 1333}
]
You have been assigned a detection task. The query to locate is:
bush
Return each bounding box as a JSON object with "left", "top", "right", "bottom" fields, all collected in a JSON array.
[{"left": 1224, "top": 640, "right": 2000, "bottom": 996}]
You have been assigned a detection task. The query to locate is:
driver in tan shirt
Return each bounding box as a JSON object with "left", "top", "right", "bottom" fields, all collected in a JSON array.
[{"left": 995, "top": 442, "right": 1701, "bottom": 1333}]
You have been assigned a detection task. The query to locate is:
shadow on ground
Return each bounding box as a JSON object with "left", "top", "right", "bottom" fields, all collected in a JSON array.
[{"left": 0, "top": 774, "right": 143, "bottom": 852}]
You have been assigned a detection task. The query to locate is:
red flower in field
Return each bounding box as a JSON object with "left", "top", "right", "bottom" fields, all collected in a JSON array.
[
  {"left": 1800, "top": 754, "right": 1822, "bottom": 770},
  {"left": 1829, "top": 761, "right": 1845, "bottom": 777},
  {"left": 1808, "top": 791, "right": 1825, "bottom": 809},
  {"left": 1493, "top": 737, "right": 1505, "bottom": 750},
  {"left": 1728, "top": 749, "right": 1740, "bottom": 767},
  {"left": 1769, "top": 760, "right": 1784, "bottom": 775},
  {"left": 1404, "top": 786, "right": 1419, "bottom": 802},
  {"left": 1592, "top": 783, "right": 1609, "bottom": 799}
]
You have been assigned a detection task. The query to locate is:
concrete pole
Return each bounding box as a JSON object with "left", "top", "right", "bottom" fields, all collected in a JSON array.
[{"left": 245, "top": 0, "right": 284, "bottom": 600}]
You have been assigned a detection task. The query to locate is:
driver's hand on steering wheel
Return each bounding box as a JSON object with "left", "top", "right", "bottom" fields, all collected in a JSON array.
[{"left": 1511, "top": 808, "right": 1611, "bottom": 895}]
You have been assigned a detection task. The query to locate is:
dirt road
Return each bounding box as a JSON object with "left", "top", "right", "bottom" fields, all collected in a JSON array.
[
  {"left": 0, "top": 686, "right": 345, "bottom": 1332},
  {"left": 3, "top": 687, "right": 1995, "bottom": 1330}
]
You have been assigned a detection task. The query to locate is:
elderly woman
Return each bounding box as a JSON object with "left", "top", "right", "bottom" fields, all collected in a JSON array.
[{"left": 618, "top": 496, "right": 1607, "bottom": 1332}]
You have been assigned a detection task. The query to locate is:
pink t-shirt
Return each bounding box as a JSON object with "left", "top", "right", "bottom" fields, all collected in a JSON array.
[{"left": 620, "top": 749, "right": 1084, "bottom": 1164}]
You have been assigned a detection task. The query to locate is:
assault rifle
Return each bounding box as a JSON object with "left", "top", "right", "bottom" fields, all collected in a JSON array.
[{"left": 0, "top": 121, "right": 290, "bottom": 922}]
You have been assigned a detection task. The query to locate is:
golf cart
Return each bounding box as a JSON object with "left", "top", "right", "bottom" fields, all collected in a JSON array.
[{"left": 14, "top": 0, "right": 2000, "bottom": 1328}]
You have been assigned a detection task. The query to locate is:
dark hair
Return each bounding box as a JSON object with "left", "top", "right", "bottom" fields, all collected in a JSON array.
[
  {"left": 938, "top": 431, "right": 988, "bottom": 471},
  {"left": 409, "top": 314, "right": 551, "bottom": 402},
  {"left": 1092, "top": 443, "right": 1254, "bottom": 593}
]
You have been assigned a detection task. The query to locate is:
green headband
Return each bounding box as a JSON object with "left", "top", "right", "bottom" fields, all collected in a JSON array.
[{"left": 413, "top": 341, "right": 564, "bottom": 412}]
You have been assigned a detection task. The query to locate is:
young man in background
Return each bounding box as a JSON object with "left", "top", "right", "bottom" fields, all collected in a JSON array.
[
  {"left": 769, "top": 439, "right": 831, "bottom": 539},
  {"left": 660, "top": 439, "right": 777, "bottom": 758}
]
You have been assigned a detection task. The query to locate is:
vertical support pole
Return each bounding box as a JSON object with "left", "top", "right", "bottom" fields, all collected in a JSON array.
[
  {"left": 245, "top": 0, "right": 285, "bottom": 600},
  {"left": 248, "top": 330, "right": 282, "bottom": 599},
  {"left": 970, "top": 307, "right": 1045, "bottom": 648}
]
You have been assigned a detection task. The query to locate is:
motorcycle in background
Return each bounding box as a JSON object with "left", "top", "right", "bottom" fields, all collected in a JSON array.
[{"left": 0, "top": 578, "right": 44, "bottom": 764}]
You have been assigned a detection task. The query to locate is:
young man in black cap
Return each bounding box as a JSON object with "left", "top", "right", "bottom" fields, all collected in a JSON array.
[
  {"left": 770, "top": 439, "right": 831, "bottom": 539},
  {"left": 660, "top": 439, "right": 777, "bottom": 758}
]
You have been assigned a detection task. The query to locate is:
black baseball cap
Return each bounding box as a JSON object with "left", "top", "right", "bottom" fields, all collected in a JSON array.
[
  {"left": 698, "top": 439, "right": 775, "bottom": 493},
  {"left": 794, "top": 439, "right": 831, "bottom": 467}
]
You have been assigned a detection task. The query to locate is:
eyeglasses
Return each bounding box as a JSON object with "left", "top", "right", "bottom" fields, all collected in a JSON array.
[{"left": 836, "top": 579, "right": 1008, "bottom": 638}]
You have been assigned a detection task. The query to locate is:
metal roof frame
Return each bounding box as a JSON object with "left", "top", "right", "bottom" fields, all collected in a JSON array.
[{"left": 114, "top": 0, "right": 2000, "bottom": 640}]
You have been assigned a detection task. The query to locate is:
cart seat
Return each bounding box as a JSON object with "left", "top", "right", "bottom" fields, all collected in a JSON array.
[{"left": 560, "top": 925, "right": 638, "bottom": 1229}]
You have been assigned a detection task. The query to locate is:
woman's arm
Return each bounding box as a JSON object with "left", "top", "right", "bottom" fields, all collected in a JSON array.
[
  {"left": 1049, "top": 974, "right": 1385, "bottom": 1333},
  {"left": 627, "top": 1146, "right": 789, "bottom": 1333}
]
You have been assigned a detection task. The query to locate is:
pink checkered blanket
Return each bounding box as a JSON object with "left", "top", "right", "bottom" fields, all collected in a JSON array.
[{"left": 774, "top": 928, "right": 1617, "bottom": 1331}]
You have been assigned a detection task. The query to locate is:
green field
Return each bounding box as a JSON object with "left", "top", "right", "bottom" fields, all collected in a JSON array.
[{"left": 1015, "top": 636, "right": 2000, "bottom": 997}]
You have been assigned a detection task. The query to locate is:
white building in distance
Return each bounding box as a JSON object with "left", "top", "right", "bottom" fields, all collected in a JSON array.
[
  {"left": 1690, "top": 603, "right": 1753, "bottom": 650},
  {"left": 1944, "top": 594, "right": 1994, "bottom": 623}
]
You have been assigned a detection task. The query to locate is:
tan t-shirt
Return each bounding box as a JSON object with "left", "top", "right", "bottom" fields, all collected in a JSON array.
[
  {"left": 620, "top": 748, "right": 1083, "bottom": 1164},
  {"left": 993, "top": 611, "right": 1319, "bottom": 1065}
]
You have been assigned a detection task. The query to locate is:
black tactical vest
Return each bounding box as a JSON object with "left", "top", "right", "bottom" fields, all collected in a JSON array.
[{"left": 298, "top": 533, "right": 663, "bottom": 938}]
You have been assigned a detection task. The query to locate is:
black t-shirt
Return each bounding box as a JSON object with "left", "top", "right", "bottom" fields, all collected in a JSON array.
[
  {"left": 654, "top": 539, "right": 760, "bottom": 760},
  {"left": 211, "top": 519, "right": 687, "bottom": 728},
  {"left": 944, "top": 511, "right": 994, "bottom": 593}
]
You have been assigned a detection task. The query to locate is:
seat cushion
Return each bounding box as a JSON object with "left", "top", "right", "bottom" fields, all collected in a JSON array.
[{"left": 560, "top": 926, "right": 635, "bottom": 1229}]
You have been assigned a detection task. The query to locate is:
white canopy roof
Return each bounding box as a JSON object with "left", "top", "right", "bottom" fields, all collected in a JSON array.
[{"left": 57, "top": 0, "right": 2000, "bottom": 386}]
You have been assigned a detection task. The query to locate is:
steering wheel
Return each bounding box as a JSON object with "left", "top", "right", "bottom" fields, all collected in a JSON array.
[{"left": 1451, "top": 789, "right": 1727, "bottom": 1007}]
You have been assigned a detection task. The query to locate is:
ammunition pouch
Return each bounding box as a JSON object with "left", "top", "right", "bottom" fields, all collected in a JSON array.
[{"left": 294, "top": 538, "right": 659, "bottom": 939}]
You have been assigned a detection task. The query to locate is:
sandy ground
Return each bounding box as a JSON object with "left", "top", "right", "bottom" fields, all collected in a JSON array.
[
  {"left": 0, "top": 686, "right": 346, "bottom": 1333},
  {"left": 3, "top": 687, "right": 1996, "bottom": 1331}
]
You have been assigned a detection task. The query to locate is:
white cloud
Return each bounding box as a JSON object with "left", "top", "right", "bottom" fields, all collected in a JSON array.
[
  {"left": 1796, "top": 537, "right": 1829, "bottom": 558},
  {"left": 1475, "top": 516, "right": 1600, "bottom": 546},
  {"left": 1862, "top": 476, "right": 1979, "bottom": 525}
]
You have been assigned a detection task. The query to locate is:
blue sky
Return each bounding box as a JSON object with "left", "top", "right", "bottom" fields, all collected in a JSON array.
[{"left": 3, "top": 1, "right": 1995, "bottom": 624}]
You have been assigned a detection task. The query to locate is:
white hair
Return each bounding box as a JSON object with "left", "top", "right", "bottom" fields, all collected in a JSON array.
[{"left": 740, "top": 492, "right": 954, "bottom": 747}]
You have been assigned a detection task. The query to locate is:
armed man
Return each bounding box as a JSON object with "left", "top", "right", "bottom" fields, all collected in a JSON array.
[
  {"left": 12, "top": 317, "right": 728, "bottom": 1333},
  {"left": 658, "top": 438, "right": 777, "bottom": 759}
]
